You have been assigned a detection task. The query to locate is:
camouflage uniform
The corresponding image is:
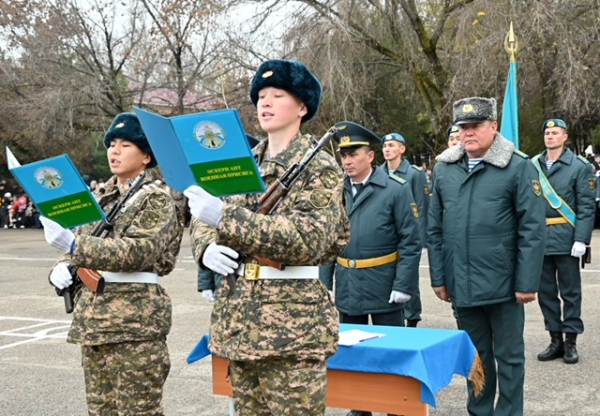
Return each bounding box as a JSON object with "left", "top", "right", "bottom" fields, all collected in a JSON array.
[
  {"left": 190, "top": 133, "right": 349, "bottom": 415},
  {"left": 56, "top": 171, "right": 183, "bottom": 416}
]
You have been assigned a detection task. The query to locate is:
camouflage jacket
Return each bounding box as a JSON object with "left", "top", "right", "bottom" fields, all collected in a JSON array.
[
  {"left": 190, "top": 133, "right": 350, "bottom": 361},
  {"left": 59, "top": 171, "right": 183, "bottom": 345}
]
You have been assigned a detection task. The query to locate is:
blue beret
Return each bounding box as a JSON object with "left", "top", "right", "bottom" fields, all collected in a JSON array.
[
  {"left": 383, "top": 133, "right": 406, "bottom": 144},
  {"left": 104, "top": 113, "right": 156, "bottom": 168},
  {"left": 447, "top": 125, "right": 459, "bottom": 137},
  {"left": 333, "top": 121, "right": 381, "bottom": 151},
  {"left": 543, "top": 119, "right": 568, "bottom": 132},
  {"left": 250, "top": 59, "right": 322, "bottom": 123}
]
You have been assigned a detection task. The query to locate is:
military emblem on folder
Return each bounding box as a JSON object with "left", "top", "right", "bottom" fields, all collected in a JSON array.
[
  {"left": 35, "top": 167, "right": 64, "bottom": 189},
  {"left": 532, "top": 180, "right": 542, "bottom": 196},
  {"left": 195, "top": 121, "right": 226, "bottom": 149}
]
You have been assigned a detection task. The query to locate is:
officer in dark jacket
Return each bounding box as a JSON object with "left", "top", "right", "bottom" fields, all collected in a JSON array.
[
  {"left": 533, "top": 119, "right": 595, "bottom": 364},
  {"left": 320, "top": 121, "right": 421, "bottom": 416},
  {"left": 381, "top": 132, "right": 429, "bottom": 327},
  {"left": 428, "top": 97, "right": 546, "bottom": 416}
]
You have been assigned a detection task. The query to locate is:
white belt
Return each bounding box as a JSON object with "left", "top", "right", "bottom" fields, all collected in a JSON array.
[
  {"left": 102, "top": 271, "right": 159, "bottom": 284},
  {"left": 236, "top": 264, "right": 319, "bottom": 280}
]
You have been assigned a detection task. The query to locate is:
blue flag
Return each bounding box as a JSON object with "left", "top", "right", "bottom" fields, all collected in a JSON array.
[{"left": 500, "top": 60, "right": 519, "bottom": 149}]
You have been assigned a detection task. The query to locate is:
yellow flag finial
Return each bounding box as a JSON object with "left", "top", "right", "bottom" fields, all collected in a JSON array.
[{"left": 504, "top": 21, "right": 519, "bottom": 62}]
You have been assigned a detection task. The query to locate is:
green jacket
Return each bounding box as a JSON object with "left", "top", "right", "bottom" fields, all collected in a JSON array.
[
  {"left": 382, "top": 159, "right": 429, "bottom": 248},
  {"left": 427, "top": 134, "right": 546, "bottom": 307},
  {"left": 533, "top": 149, "right": 595, "bottom": 255},
  {"left": 320, "top": 166, "right": 421, "bottom": 315}
]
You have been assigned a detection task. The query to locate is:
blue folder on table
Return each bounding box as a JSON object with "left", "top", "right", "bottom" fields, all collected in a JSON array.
[{"left": 187, "top": 323, "right": 478, "bottom": 407}]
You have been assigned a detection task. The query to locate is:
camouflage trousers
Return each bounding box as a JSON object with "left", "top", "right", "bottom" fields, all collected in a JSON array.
[
  {"left": 229, "top": 356, "right": 327, "bottom": 416},
  {"left": 81, "top": 340, "right": 170, "bottom": 416}
]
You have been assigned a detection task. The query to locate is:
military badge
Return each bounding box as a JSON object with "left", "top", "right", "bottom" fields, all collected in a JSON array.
[
  {"left": 589, "top": 178, "right": 596, "bottom": 191},
  {"left": 116, "top": 122, "right": 125, "bottom": 128},
  {"left": 546, "top": 120, "right": 555, "bottom": 128},
  {"left": 424, "top": 185, "right": 430, "bottom": 195},
  {"left": 309, "top": 189, "right": 333, "bottom": 209},
  {"left": 319, "top": 169, "right": 339, "bottom": 189},
  {"left": 532, "top": 180, "right": 542, "bottom": 196},
  {"left": 463, "top": 104, "right": 474, "bottom": 113},
  {"left": 138, "top": 210, "right": 159, "bottom": 229},
  {"left": 384, "top": 134, "right": 392, "bottom": 141},
  {"left": 341, "top": 136, "right": 350, "bottom": 143},
  {"left": 411, "top": 202, "right": 419, "bottom": 218},
  {"left": 262, "top": 70, "right": 273, "bottom": 78}
]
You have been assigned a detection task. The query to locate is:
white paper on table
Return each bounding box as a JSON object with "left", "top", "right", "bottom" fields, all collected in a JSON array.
[{"left": 338, "top": 329, "right": 386, "bottom": 346}]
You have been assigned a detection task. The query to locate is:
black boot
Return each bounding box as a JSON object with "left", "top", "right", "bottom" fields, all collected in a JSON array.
[
  {"left": 564, "top": 333, "right": 579, "bottom": 364},
  {"left": 406, "top": 319, "right": 419, "bottom": 328},
  {"left": 537, "top": 331, "right": 564, "bottom": 361}
]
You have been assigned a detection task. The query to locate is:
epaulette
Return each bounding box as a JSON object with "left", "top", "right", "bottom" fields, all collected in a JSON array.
[
  {"left": 513, "top": 149, "right": 530, "bottom": 159},
  {"left": 389, "top": 174, "right": 406, "bottom": 185},
  {"left": 577, "top": 155, "right": 591, "bottom": 165},
  {"left": 411, "top": 165, "right": 423, "bottom": 171}
]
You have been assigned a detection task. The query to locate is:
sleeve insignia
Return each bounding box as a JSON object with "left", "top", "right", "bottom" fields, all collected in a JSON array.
[
  {"left": 319, "top": 169, "right": 339, "bottom": 189},
  {"left": 411, "top": 202, "right": 419, "bottom": 218},
  {"left": 424, "top": 185, "right": 430, "bottom": 195},
  {"left": 589, "top": 178, "right": 596, "bottom": 191},
  {"left": 149, "top": 193, "right": 169, "bottom": 210},
  {"left": 138, "top": 210, "right": 160, "bottom": 229},
  {"left": 532, "top": 180, "right": 542, "bottom": 196},
  {"left": 309, "top": 189, "right": 333, "bottom": 209}
]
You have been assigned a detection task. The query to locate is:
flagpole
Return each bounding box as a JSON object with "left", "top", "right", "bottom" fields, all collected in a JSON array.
[{"left": 500, "top": 22, "right": 520, "bottom": 150}]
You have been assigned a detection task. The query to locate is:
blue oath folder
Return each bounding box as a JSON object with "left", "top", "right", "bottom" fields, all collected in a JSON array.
[
  {"left": 7, "top": 148, "right": 105, "bottom": 228},
  {"left": 134, "top": 107, "right": 265, "bottom": 196},
  {"left": 187, "top": 323, "right": 480, "bottom": 408}
]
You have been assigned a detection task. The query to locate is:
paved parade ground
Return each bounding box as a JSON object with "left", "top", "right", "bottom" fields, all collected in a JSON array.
[{"left": 1, "top": 228, "right": 600, "bottom": 415}]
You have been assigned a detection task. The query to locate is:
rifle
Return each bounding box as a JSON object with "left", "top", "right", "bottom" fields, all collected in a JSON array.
[
  {"left": 224, "top": 126, "right": 340, "bottom": 294},
  {"left": 57, "top": 172, "right": 147, "bottom": 313}
]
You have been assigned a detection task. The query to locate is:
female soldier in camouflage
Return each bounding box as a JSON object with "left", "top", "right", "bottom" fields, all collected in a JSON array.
[
  {"left": 41, "top": 113, "right": 183, "bottom": 416},
  {"left": 185, "top": 59, "right": 349, "bottom": 415}
]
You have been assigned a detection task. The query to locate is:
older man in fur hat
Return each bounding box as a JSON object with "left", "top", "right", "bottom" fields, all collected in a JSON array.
[{"left": 427, "top": 97, "right": 546, "bottom": 416}]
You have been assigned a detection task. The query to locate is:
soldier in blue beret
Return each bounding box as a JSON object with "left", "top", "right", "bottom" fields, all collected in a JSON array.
[
  {"left": 447, "top": 125, "right": 460, "bottom": 148},
  {"left": 533, "top": 119, "right": 595, "bottom": 365},
  {"left": 320, "top": 121, "right": 421, "bottom": 416},
  {"left": 428, "top": 97, "right": 546, "bottom": 416},
  {"left": 187, "top": 59, "right": 349, "bottom": 416},
  {"left": 381, "top": 132, "right": 429, "bottom": 328}
]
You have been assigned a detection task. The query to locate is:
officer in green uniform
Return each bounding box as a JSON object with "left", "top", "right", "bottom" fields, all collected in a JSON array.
[
  {"left": 320, "top": 122, "right": 421, "bottom": 416},
  {"left": 533, "top": 119, "right": 595, "bottom": 364},
  {"left": 381, "top": 132, "right": 428, "bottom": 327},
  {"left": 428, "top": 97, "right": 545, "bottom": 416}
]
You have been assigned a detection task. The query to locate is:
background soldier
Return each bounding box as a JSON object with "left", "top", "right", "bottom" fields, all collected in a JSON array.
[
  {"left": 381, "top": 132, "right": 428, "bottom": 327},
  {"left": 320, "top": 121, "right": 421, "bottom": 416},
  {"left": 185, "top": 59, "right": 349, "bottom": 416},
  {"left": 447, "top": 125, "right": 460, "bottom": 148},
  {"left": 428, "top": 97, "right": 545, "bottom": 416},
  {"left": 533, "top": 119, "right": 596, "bottom": 364},
  {"left": 40, "top": 113, "right": 183, "bottom": 415}
]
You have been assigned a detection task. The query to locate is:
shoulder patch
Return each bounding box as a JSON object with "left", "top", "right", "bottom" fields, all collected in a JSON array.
[
  {"left": 577, "top": 155, "right": 591, "bottom": 165},
  {"left": 318, "top": 169, "right": 340, "bottom": 190},
  {"left": 389, "top": 174, "right": 406, "bottom": 185},
  {"left": 513, "top": 149, "right": 530, "bottom": 159},
  {"left": 308, "top": 189, "right": 333, "bottom": 209},
  {"left": 411, "top": 165, "right": 423, "bottom": 171}
]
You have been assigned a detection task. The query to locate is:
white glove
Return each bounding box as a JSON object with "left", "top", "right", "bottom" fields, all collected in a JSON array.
[
  {"left": 571, "top": 241, "right": 586, "bottom": 258},
  {"left": 421, "top": 247, "right": 428, "bottom": 255},
  {"left": 389, "top": 290, "right": 411, "bottom": 304},
  {"left": 40, "top": 216, "right": 75, "bottom": 252},
  {"left": 184, "top": 185, "right": 223, "bottom": 227},
  {"left": 202, "top": 289, "right": 215, "bottom": 303},
  {"left": 202, "top": 242, "right": 239, "bottom": 276},
  {"left": 50, "top": 262, "right": 73, "bottom": 290}
]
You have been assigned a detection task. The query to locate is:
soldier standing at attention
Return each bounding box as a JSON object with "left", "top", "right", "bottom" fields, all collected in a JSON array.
[
  {"left": 40, "top": 113, "right": 183, "bottom": 416},
  {"left": 185, "top": 59, "right": 349, "bottom": 416},
  {"left": 533, "top": 119, "right": 595, "bottom": 364},
  {"left": 320, "top": 121, "right": 421, "bottom": 416},
  {"left": 428, "top": 97, "right": 545, "bottom": 416},
  {"left": 380, "top": 132, "right": 428, "bottom": 327}
]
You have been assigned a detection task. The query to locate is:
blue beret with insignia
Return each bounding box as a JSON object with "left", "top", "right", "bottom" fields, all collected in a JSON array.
[
  {"left": 250, "top": 59, "right": 322, "bottom": 123},
  {"left": 383, "top": 133, "right": 406, "bottom": 144},
  {"left": 453, "top": 97, "right": 497, "bottom": 125},
  {"left": 333, "top": 121, "right": 381, "bottom": 151},
  {"left": 542, "top": 119, "right": 568, "bottom": 132},
  {"left": 447, "top": 125, "right": 459, "bottom": 137},
  {"left": 104, "top": 113, "right": 156, "bottom": 168}
]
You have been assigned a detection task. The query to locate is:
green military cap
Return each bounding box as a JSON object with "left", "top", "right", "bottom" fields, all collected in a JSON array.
[
  {"left": 452, "top": 97, "right": 497, "bottom": 125},
  {"left": 383, "top": 132, "right": 406, "bottom": 144},
  {"left": 542, "top": 119, "right": 568, "bottom": 132},
  {"left": 447, "top": 125, "right": 459, "bottom": 136},
  {"left": 334, "top": 121, "right": 381, "bottom": 151}
]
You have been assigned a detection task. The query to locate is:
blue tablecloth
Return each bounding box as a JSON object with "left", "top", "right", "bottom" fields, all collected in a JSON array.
[{"left": 187, "top": 323, "right": 477, "bottom": 407}]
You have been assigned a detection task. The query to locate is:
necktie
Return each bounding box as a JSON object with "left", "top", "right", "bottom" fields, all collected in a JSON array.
[{"left": 353, "top": 183, "right": 364, "bottom": 198}]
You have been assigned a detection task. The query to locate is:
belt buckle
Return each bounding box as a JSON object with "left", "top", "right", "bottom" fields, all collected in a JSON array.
[
  {"left": 244, "top": 264, "right": 261, "bottom": 281},
  {"left": 348, "top": 259, "right": 356, "bottom": 268}
]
